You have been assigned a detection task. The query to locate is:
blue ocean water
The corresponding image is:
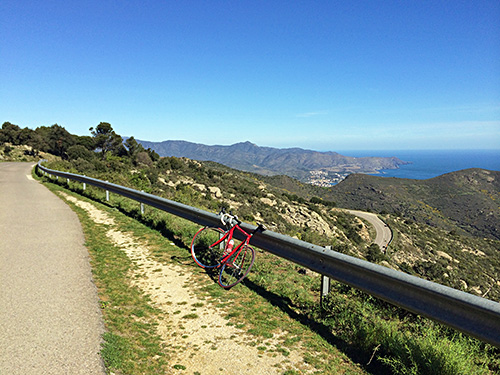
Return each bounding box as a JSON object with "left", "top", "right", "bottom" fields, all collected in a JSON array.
[{"left": 337, "top": 149, "right": 500, "bottom": 180}]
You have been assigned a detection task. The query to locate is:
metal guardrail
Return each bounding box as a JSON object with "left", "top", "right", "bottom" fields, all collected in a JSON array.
[{"left": 37, "top": 161, "right": 500, "bottom": 347}]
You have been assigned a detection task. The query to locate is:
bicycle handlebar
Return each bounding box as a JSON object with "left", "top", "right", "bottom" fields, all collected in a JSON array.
[
  {"left": 219, "top": 209, "right": 241, "bottom": 227},
  {"left": 218, "top": 208, "right": 266, "bottom": 235}
]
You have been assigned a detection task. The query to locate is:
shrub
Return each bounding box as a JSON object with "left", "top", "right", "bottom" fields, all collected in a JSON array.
[
  {"left": 67, "top": 145, "right": 94, "bottom": 161},
  {"left": 366, "top": 243, "right": 387, "bottom": 263},
  {"left": 74, "top": 158, "right": 96, "bottom": 173}
]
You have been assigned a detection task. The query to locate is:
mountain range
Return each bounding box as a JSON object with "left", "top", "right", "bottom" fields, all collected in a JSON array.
[{"left": 137, "top": 139, "right": 408, "bottom": 181}]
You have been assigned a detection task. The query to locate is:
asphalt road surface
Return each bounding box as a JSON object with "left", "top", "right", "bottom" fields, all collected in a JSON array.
[
  {"left": 347, "top": 209, "right": 392, "bottom": 250},
  {"left": 0, "top": 162, "right": 105, "bottom": 374}
]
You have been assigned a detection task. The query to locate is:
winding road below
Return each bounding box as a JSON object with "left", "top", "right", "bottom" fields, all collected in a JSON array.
[
  {"left": 346, "top": 209, "right": 392, "bottom": 250},
  {"left": 0, "top": 162, "right": 105, "bottom": 374}
]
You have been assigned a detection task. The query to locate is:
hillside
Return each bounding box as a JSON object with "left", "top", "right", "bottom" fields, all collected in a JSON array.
[
  {"left": 324, "top": 169, "right": 500, "bottom": 241},
  {"left": 261, "top": 168, "right": 500, "bottom": 241},
  {"left": 136, "top": 139, "right": 408, "bottom": 181}
]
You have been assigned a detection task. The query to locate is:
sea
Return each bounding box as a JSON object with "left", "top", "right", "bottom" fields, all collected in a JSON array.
[{"left": 337, "top": 149, "right": 500, "bottom": 180}]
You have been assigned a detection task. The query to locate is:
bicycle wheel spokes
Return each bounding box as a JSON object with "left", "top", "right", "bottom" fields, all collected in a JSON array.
[
  {"left": 218, "top": 245, "right": 255, "bottom": 288},
  {"left": 191, "top": 227, "right": 226, "bottom": 268}
]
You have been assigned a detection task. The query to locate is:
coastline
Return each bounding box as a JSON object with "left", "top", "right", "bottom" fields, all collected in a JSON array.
[{"left": 337, "top": 149, "right": 500, "bottom": 180}]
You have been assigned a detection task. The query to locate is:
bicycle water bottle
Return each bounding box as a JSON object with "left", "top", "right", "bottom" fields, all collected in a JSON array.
[{"left": 226, "top": 239, "right": 234, "bottom": 254}]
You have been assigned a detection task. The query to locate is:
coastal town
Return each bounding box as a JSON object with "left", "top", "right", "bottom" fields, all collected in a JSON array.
[{"left": 306, "top": 170, "right": 349, "bottom": 186}]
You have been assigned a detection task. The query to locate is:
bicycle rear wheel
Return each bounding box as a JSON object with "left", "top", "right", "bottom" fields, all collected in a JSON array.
[
  {"left": 191, "top": 226, "right": 226, "bottom": 268},
  {"left": 218, "top": 245, "right": 255, "bottom": 288}
]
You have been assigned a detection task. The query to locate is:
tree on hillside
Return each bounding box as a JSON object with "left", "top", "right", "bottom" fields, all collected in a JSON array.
[
  {"left": 67, "top": 144, "right": 94, "bottom": 161},
  {"left": 26, "top": 132, "right": 45, "bottom": 156},
  {"left": 147, "top": 148, "right": 160, "bottom": 162},
  {"left": 90, "top": 122, "right": 125, "bottom": 158},
  {"left": 1, "top": 122, "right": 46, "bottom": 156},
  {"left": 1, "top": 122, "right": 21, "bottom": 144},
  {"left": 72, "top": 134, "right": 95, "bottom": 151},
  {"left": 124, "top": 136, "right": 144, "bottom": 158},
  {"left": 17, "top": 127, "right": 35, "bottom": 145},
  {"left": 46, "top": 124, "right": 74, "bottom": 159}
]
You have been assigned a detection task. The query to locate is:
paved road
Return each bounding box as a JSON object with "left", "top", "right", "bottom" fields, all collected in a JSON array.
[
  {"left": 346, "top": 209, "right": 392, "bottom": 250},
  {"left": 0, "top": 162, "right": 105, "bottom": 374}
]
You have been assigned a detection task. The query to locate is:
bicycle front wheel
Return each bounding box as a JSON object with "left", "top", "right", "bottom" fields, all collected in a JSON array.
[
  {"left": 218, "top": 245, "right": 255, "bottom": 288},
  {"left": 191, "top": 226, "right": 226, "bottom": 268}
]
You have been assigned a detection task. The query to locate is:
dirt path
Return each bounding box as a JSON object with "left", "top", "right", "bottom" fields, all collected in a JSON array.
[
  {"left": 59, "top": 192, "right": 316, "bottom": 374},
  {"left": 0, "top": 163, "right": 105, "bottom": 375}
]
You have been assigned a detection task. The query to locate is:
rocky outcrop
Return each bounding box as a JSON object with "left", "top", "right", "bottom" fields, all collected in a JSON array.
[{"left": 279, "top": 202, "right": 334, "bottom": 237}]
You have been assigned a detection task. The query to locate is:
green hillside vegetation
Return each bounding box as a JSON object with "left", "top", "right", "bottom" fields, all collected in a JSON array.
[
  {"left": 325, "top": 171, "right": 500, "bottom": 241},
  {"left": 4, "top": 121, "right": 500, "bottom": 374}
]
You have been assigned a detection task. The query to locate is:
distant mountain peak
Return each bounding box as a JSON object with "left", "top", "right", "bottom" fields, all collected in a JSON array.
[
  {"left": 231, "top": 141, "right": 259, "bottom": 149},
  {"left": 239, "top": 141, "right": 256, "bottom": 146},
  {"left": 136, "top": 139, "right": 408, "bottom": 181}
]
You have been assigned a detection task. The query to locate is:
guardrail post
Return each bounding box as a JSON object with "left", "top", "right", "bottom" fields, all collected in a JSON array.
[
  {"left": 140, "top": 190, "right": 145, "bottom": 214},
  {"left": 320, "top": 246, "right": 332, "bottom": 305},
  {"left": 104, "top": 181, "right": 109, "bottom": 201},
  {"left": 83, "top": 182, "right": 86, "bottom": 191},
  {"left": 321, "top": 275, "right": 331, "bottom": 305}
]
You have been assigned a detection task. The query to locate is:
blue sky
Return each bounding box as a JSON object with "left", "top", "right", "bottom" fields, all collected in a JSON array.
[{"left": 1, "top": 1, "right": 499, "bottom": 150}]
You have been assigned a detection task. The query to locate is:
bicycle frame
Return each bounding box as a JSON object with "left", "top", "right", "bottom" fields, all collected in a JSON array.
[
  {"left": 210, "top": 224, "right": 252, "bottom": 266},
  {"left": 191, "top": 211, "right": 264, "bottom": 288}
]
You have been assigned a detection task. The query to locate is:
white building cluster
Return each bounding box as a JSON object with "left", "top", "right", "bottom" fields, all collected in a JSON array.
[{"left": 306, "top": 170, "right": 348, "bottom": 187}]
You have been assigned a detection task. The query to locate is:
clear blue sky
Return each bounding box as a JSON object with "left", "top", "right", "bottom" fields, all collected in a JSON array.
[{"left": 2, "top": 1, "right": 499, "bottom": 150}]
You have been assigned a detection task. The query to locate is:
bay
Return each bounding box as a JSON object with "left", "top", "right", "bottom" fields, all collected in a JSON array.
[{"left": 337, "top": 149, "right": 500, "bottom": 180}]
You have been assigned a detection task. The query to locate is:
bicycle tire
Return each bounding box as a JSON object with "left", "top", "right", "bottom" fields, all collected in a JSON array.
[
  {"left": 191, "top": 226, "right": 226, "bottom": 268},
  {"left": 218, "top": 244, "right": 255, "bottom": 288}
]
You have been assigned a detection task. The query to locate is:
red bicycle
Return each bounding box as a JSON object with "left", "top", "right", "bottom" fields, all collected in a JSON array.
[{"left": 191, "top": 209, "right": 264, "bottom": 288}]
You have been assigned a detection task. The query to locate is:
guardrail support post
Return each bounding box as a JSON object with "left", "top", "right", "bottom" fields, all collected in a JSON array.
[
  {"left": 83, "top": 182, "right": 86, "bottom": 191},
  {"left": 106, "top": 190, "right": 109, "bottom": 201},
  {"left": 321, "top": 275, "right": 331, "bottom": 305},
  {"left": 140, "top": 190, "right": 145, "bottom": 214},
  {"left": 320, "top": 246, "right": 332, "bottom": 305}
]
